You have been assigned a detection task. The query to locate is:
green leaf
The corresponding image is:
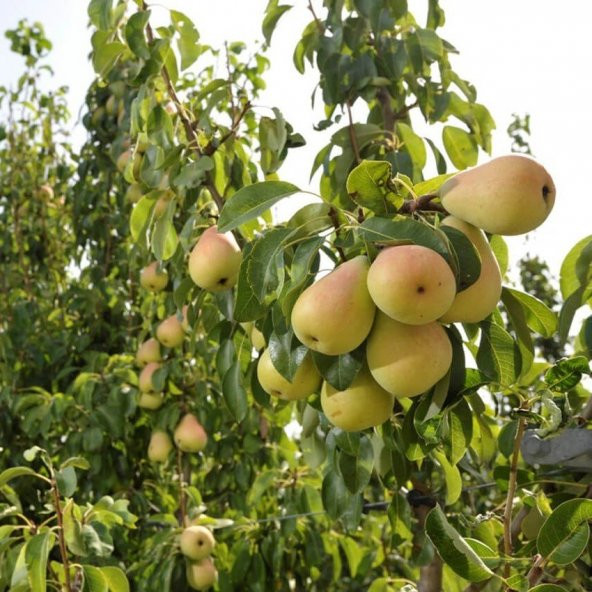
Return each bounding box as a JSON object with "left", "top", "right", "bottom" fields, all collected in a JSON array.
[
  {"left": 88, "top": 0, "right": 112, "bottom": 30},
  {"left": 268, "top": 330, "right": 309, "bottom": 382},
  {"left": 440, "top": 225, "right": 481, "bottom": 291},
  {"left": 173, "top": 157, "right": 213, "bottom": 188},
  {"left": 339, "top": 537, "right": 364, "bottom": 578},
  {"left": 501, "top": 288, "right": 534, "bottom": 378},
  {"left": 125, "top": 11, "right": 150, "bottom": 60},
  {"left": 445, "top": 399, "right": 472, "bottom": 464},
  {"left": 60, "top": 457, "right": 91, "bottom": 471},
  {"left": 0, "top": 466, "right": 47, "bottom": 487},
  {"left": 101, "top": 567, "right": 129, "bottom": 592},
  {"left": 151, "top": 211, "right": 178, "bottom": 261},
  {"left": 170, "top": 10, "right": 200, "bottom": 70},
  {"left": 503, "top": 288, "right": 557, "bottom": 337},
  {"left": 537, "top": 499, "right": 592, "bottom": 564},
  {"left": 234, "top": 244, "right": 267, "bottom": 322},
  {"left": 433, "top": 450, "right": 462, "bottom": 505},
  {"left": 322, "top": 471, "right": 355, "bottom": 520},
  {"left": 346, "top": 160, "right": 399, "bottom": 214},
  {"left": 442, "top": 126, "right": 478, "bottom": 170},
  {"left": 262, "top": 0, "right": 292, "bottom": 45},
  {"left": 218, "top": 181, "right": 301, "bottom": 233},
  {"left": 425, "top": 506, "right": 494, "bottom": 582},
  {"left": 25, "top": 531, "right": 54, "bottom": 592},
  {"left": 396, "top": 122, "right": 426, "bottom": 170},
  {"left": 83, "top": 564, "right": 109, "bottom": 592},
  {"left": 558, "top": 285, "right": 592, "bottom": 342},
  {"left": 490, "top": 235, "right": 508, "bottom": 276},
  {"left": 222, "top": 362, "right": 248, "bottom": 422},
  {"left": 544, "top": 356, "right": 590, "bottom": 392},
  {"left": 311, "top": 348, "right": 364, "bottom": 391},
  {"left": 338, "top": 435, "right": 374, "bottom": 494},
  {"left": 477, "top": 321, "right": 521, "bottom": 386},
  {"left": 56, "top": 466, "right": 77, "bottom": 497},
  {"left": 528, "top": 585, "right": 568, "bottom": 592},
  {"left": 559, "top": 234, "right": 592, "bottom": 299},
  {"left": 247, "top": 470, "right": 277, "bottom": 505},
  {"left": 91, "top": 33, "right": 126, "bottom": 77},
  {"left": 129, "top": 197, "right": 153, "bottom": 242}
]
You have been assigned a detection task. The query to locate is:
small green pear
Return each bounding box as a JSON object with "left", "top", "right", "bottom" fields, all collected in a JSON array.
[
  {"left": 136, "top": 338, "right": 162, "bottom": 366},
  {"left": 320, "top": 366, "right": 394, "bottom": 431},
  {"left": 242, "top": 322, "right": 265, "bottom": 350},
  {"left": 125, "top": 183, "right": 143, "bottom": 203},
  {"left": 116, "top": 149, "right": 131, "bottom": 173},
  {"left": 105, "top": 94, "right": 118, "bottom": 116},
  {"left": 38, "top": 184, "right": 54, "bottom": 201},
  {"left": 180, "top": 526, "right": 216, "bottom": 561},
  {"left": 174, "top": 414, "right": 207, "bottom": 453},
  {"left": 257, "top": 349, "right": 321, "bottom": 401},
  {"left": 140, "top": 262, "right": 168, "bottom": 292},
  {"left": 439, "top": 216, "right": 502, "bottom": 323},
  {"left": 291, "top": 256, "right": 376, "bottom": 355},
  {"left": 367, "top": 245, "right": 456, "bottom": 325},
  {"left": 138, "top": 362, "right": 162, "bottom": 393},
  {"left": 188, "top": 226, "right": 242, "bottom": 291},
  {"left": 186, "top": 558, "right": 218, "bottom": 591},
  {"left": 366, "top": 312, "right": 452, "bottom": 398},
  {"left": 148, "top": 431, "right": 173, "bottom": 462},
  {"left": 439, "top": 155, "right": 555, "bottom": 235},
  {"left": 156, "top": 315, "right": 185, "bottom": 348},
  {"left": 138, "top": 392, "right": 164, "bottom": 410}
]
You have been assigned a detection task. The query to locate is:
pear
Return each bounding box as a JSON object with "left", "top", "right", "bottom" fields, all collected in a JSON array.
[
  {"left": 140, "top": 262, "right": 168, "bottom": 292},
  {"left": 138, "top": 392, "right": 164, "bottom": 410},
  {"left": 138, "top": 362, "right": 162, "bottom": 393},
  {"left": 320, "top": 366, "right": 394, "bottom": 431},
  {"left": 291, "top": 256, "right": 376, "bottom": 355},
  {"left": 116, "top": 149, "right": 131, "bottom": 173},
  {"left": 174, "top": 414, "right": 207, "bottom": 453},
  {"left": 136, "top": 338, "right": 162, "bottom": 366},
  {"left": 439, "top": 155, "right": 555, "bottom": 235},
  {"left": 180, "top": 526, "right": 216, "bottom": 560},
  {"left": 38, "top": 184, "right": 54, "bottom": 200},
  {"left": 242, "top": 322, "right": 266, "bottom": 350},
  {"left": 257, "top": 349, "right": 321, "bottom": 401},
  {"left": 366, "top": 312, "right": 452, "bottom": 398},
  {"left": 156, "top": 314, "right": 185, "bottom": 348},
  {"left": 186, "top": 558, "right": 218, "bottom": 591},
  {"left": 188, "top": 226, "right": 242, "bottom": 291},
  {"left": 148, "top": 431, "right": 173, "bottom": 462},
  {"left": 439, "top": 216, "right": 502, "bottom": 323},
  {"left": 367, "top": 245, "right": 456, "bottom": 325},
  {"left": 125, "top": 183, "right": 143, "bottom": 203}
]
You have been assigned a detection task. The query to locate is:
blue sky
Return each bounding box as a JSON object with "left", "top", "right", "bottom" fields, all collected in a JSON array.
[{"left": 1, "top": 0, "right": 591, "bottom": 277}]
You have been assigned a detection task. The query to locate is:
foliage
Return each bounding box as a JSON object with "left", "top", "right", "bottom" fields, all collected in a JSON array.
[{"left": 0, "top": 3, "right": 591, "bottom": 592}]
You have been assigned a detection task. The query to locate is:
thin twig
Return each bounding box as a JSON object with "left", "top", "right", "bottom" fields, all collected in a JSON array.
[
  {"left": 51, "top": 477, "right": 72, "bottom": 592},
  {"left": 399, "top": 193, "right": 446, "bottom": 215},
  {"left": 177, "top": 448, "right": 187, "bottom": 527},
  {"left": 503, "top": 416, "right": 527, "bottom": 583},
  {"left": 328, "top": 207, "right": 346, "bottom": 262},
  {"left": 307, "top": 0, "right": 324, "bottom": 34}
]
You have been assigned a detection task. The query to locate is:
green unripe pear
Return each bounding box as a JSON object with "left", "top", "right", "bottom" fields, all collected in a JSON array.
[
  {"left": 136, "top": 338, "right": 162, "bottom": 366},
  {"left": 439, "top": 216, "right": 502, "bottom": 323},
  {"left": 188, "top": 226, "right": 242, "bottom": 291},
  {"left": 291, "top": 256, "right": 376, "bottom": 356},
  {"left": 174, "top": 414, "right": 207, "bottom": 453},
  {"left": 321, "top": 366, "right": 394, "bottom": 431},
  {"left": 367, "top": 245, "right": 456, "bottom": 325},
  {"left": 180, "top": 526, "right": 216, "bottom": 561},
  {"left": 140, "top": 262, "right": 168, "bottom": 292},
  {"left": 38, "top": 184, "right": 54, "bottom": 201},
  {"left": 125, "top": 183, "right": 143, "bottom": 203},
  {"left": 257, "top": 349, "right": 321, "bottom": 401},
  {"left": 366, "top": 312, "right": 452, "bottom": 398},
  {"left": 439, "top": 155, "right": 556, "bottom": 235},
  {"left": 186, "top": 558, "right": 217, "bottom": 591},
  {"left": 138, "top": 362, "right": 162, "bottom": 393},
  {"left": 105, "top": 94, "right": 118, "bottom": 116},
  {"left": 156, "top": 315, "right": 185, "bottom": 348},
  {"left": 116, "top": 149, "right": 131, "bottom": 173},
  {"left": 138, "top": 392, "right": 164, "bottom": 410},
  {"left": 148, "top": 431, "right": 172, "bottom": 462}
]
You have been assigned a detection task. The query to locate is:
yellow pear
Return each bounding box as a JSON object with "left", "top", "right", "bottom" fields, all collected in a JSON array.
[
  {"left": 256, "top": 349, "right": 321, "bottom": 401},
  {"left": 125, "top": 183, "right": 143, "bottom": 203},
  {"left": 291, "top": 256, "right": 376, "bottom": 355},
  {"left": 186, "top": 558, "right": 218, "bottom": 591},
  {"left": 138, "top": 392, "right": 164, "bottom": 410},
  {"left": 140, "top": 262, "right": 168, "bottom": 292},
  {"left": 116, "top": 149, "right": 131, "bottom": 173},
  {"left": 180, "top": 526, "right": 215, "bottom": 561},
  {"left": 320, "top": 366, "right": 394, "bottom": 431},
  {"left": 38, "top": 184, "right": 54, "bottom": 200},
  {"left": 439, "top": 155, "right": 555, "bottom": 235},
  {"left": 439, "top": 216, "right": 502, "bottom": 323},
  {"left": 156, "top": 314, "right": 185, "bottom": 348},
  {"left": 138, "top": 362, "right": 162, "bottom": 393},
  {"left": 148, "top": 431, "right": 173, "bottom": 462},
  {"left": 367, "top": 245, "right": 456, "bottom": 325},
  {"left": 366, "top": 312, "right": 452, "bottom": 398},
  {"left": 188, "top": 226, "right": 242, "bottom": 291},
  {"left": 136, "top": 338, "right": 162, "bottom": 366},
  {"left": 174, "top": 414, "right": 207, "bottom": 453},
  {"left": 242, "top": 322, "right": 265, "bottom": 350}
]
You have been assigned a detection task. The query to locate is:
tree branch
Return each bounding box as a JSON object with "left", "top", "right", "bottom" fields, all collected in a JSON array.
[
  {"left": 307, "top": 0, "right": 324, "bottom": 34},
  {"left": 328, "top": 207, "right": 346, "bottom": 262},
  {"left": 399, "top": 193, "right": 447, "bottom": 215},
  {"left": 177, "top": 448, "right": 188, "bottom": 527},
  {"left": 346, "top": 101, "right": 361, "bottom": 164},
  {"left": 51, "top": 477, "right": 72, "bottom": 592}
]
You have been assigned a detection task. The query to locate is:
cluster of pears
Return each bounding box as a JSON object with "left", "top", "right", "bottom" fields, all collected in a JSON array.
[
  {"left": 179, "top": 524, "right": 218, "bottom": 590},
  {"left": 257, "top": 154, "right": 555, "bottom": 432}
]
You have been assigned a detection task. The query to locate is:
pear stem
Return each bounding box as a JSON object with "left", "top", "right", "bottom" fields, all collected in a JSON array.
[{"left": 399, "top": 193, "right": 446, "bottom": 214}]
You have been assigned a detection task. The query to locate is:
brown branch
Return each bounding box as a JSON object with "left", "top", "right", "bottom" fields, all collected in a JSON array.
[
  {"left": 376, "top": 87, "right": 396, "bottom": 132},
  {"left": 51, "top": 477, "right": 72, "bottom": 592},
  {"left": 224, "top": 41, "right": 237, "bottom": 121},
  {"left": 346, "top": 101, "right": 361, "bottom": 165},
  {"left": 503, "top": 416, "right": 527, "bottom": 583},
  {"left": 177, "top": 448, "right": 187, "bottom": 527},
  {"left": 203, "top": 100, "right": 252, "bottom": 156},
  {"left": 307, "top": 0, "right": 324, "bottom": 34},
  {"left": 526, "top": 554, "right": 545, "bottom": 587},
  {"left": 399, "top": 193, "right": 447, "bottom": 215}
]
